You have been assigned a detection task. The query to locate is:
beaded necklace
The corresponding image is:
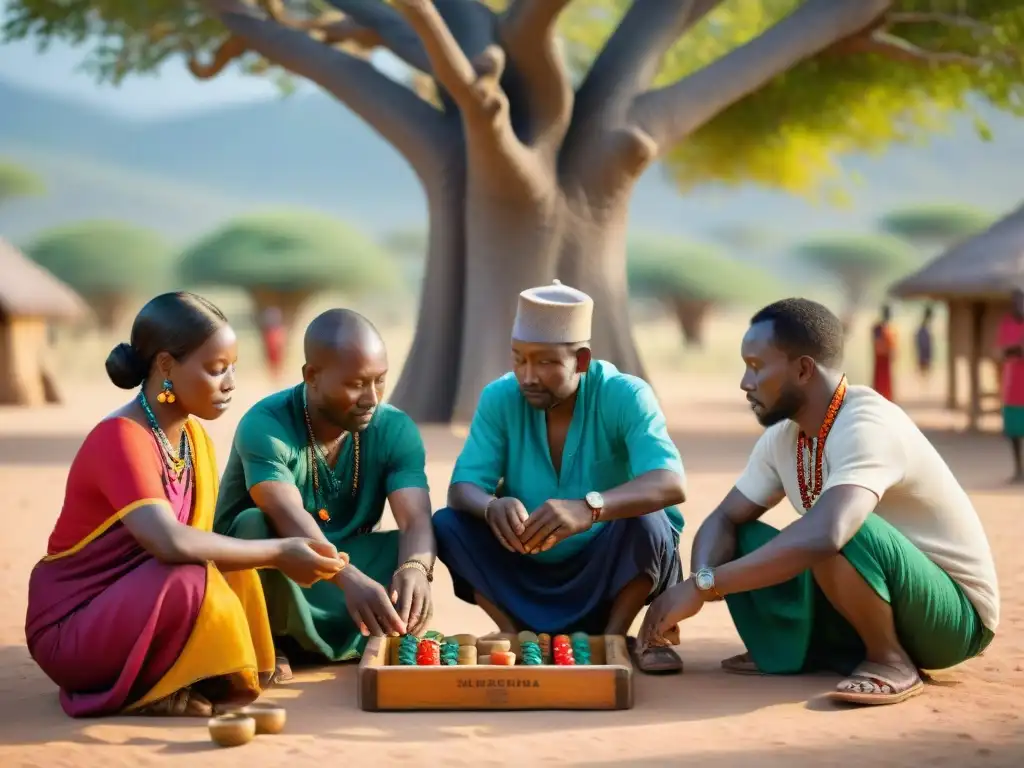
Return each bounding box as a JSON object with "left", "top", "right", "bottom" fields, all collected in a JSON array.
[
  {"left": 302, "top": 387, "right": 360, "bottom": 524},
  {"left": 138, "top": 390, "right": 190, "bottom": 479},
  {"left": 795, "top": 374, "right": 847, "bottom": 510}
]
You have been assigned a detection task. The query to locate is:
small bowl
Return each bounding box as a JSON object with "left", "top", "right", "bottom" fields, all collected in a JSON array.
[
  {"left": 241, "top": 703, "right": 287, "bottom": 735},
  {"left": 208, "top": 712, "right": 256, "bottom": 748}
]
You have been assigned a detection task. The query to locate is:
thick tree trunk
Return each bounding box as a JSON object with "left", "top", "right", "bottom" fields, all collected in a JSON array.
[
  {"left": 450, "top": 194, "right": 564, "bottom": 422},
  {"left": 557, "top": 196, "right": 647, "bottom": 378},
  {"left": 670, "top": 298, "right": 712, "bottom": 348},
  {"left": 392, "top": 185, "right": 648, "bottom": 424},
  {"left": 388, "top": 173, "right": 468, "bottom": 422}
]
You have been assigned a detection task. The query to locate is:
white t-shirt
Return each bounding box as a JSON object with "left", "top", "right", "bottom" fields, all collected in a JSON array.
[{"left": 734, "top": 385, "right": 1000, "bottom": 631}]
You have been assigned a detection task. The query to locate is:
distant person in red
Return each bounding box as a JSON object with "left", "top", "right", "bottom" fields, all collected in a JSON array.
[
  {"left": 914, "top": 305, "right": 934, "bottom": 383},
  {"left": 871, "top": 304, "right": 896, "bottom": 401},
  {"left": 260, "top": 307, "right": 286, "bottom": 382},
  {"left": 997, "top": 287, "right": 1024, "bottom": 483}
]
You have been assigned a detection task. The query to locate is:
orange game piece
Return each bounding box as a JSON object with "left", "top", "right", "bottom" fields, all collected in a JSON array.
[{"left": 490, "top": 650, "right": 516, "bottom": 666}]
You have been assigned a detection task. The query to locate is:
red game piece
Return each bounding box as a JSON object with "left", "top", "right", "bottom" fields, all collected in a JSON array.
[
  {"left": 553, "top": 635, "right": 571, "bottom": 649},
  {"left": 491, "top": 650, "right": 516, "bottom": 665},
  {"left": 416, "top": 638, "right": 440, "bottom": 665}
]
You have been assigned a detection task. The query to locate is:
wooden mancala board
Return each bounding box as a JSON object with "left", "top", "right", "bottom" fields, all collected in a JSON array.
[{"left": 358, "top": 633, "right": 634, "bottom": 711}]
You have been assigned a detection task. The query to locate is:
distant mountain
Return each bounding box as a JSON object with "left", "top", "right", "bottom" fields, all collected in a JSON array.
[{"left": 2, "top": 77, "right": 1023, "bottom": 250}]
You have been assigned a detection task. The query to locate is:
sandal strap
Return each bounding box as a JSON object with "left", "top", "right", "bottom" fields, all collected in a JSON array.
[{"left": 847, "top": 662, "right": 918, "bottom": 691}]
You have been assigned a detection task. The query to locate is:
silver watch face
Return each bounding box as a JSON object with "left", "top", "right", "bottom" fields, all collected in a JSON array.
[
  {"left": 695, "top": 569, "right": 714, "bottom": 591},
  {"left": 585, "top": 491, "right": 604, "bottom": 509}
]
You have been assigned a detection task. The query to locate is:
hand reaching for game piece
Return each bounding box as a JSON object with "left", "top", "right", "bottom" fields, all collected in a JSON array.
[
  {"left": 337, "top": 566, "right": 407, "bottom": 637},
  {"left": 389, "top": 565, "right": 432, "bottom": 637},
  {"left": 520, "top": 498, "right": 593, "bottom": 554},
  {"left": 637, "top": 579, "right": 703, "bottom": 652}
]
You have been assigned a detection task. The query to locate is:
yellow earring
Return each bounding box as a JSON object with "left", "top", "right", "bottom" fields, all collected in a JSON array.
[{"left": 156, "top": 378, "right": 176, "bottom": 404}]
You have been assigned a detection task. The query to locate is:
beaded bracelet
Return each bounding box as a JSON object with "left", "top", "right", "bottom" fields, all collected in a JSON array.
[{"left": 393, "top": 558, "right": 434, "bottom": 583}]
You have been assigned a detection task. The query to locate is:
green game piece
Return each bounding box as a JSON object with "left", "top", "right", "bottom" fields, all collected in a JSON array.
[
  {"left": 440, "top": 641, "right": 460, "bottom": 666},
  {"left": 571, "top": 637, "right": 591, "bottom": 665},
  {"left": 521, "top": 640, "right": 544, "bottom": 665}
]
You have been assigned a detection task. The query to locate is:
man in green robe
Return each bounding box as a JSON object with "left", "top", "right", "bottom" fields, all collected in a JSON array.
[
  {"left": 214, "top": 309, "right": 435, "bottom": 676},
  {"left": 639, "top": 298, "right": 999, "bottom": 706},
  {"left": 433, "top": 280, "right": 688, "bottom": 673}
]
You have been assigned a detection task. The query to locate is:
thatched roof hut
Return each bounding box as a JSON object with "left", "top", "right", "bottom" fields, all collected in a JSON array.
[
  {"left": 0, "top": 238, "right": 89, "bottom": 321},
  {"left": 890, "top": 203, "right": 1024, "bottom": 430},
  {"left": 0, "top": 238, "right": 89, "bottom": 405}
]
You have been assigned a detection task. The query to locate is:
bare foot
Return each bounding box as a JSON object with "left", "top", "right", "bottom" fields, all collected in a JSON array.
[{"left": 828, "top": 660, "right": 923, "bottom": 706}]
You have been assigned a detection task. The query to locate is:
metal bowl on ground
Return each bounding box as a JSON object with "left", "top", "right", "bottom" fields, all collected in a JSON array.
[
  {"left": 241, "top": 703, "right": 287, "bottom": 735},
  {"left": 207, "top": 712, "right": 257, "bottom": 747}
]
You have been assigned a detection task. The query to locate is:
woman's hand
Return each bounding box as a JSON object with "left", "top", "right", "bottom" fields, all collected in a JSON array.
[{"left": 275, "top": 538, "right": 348, "bottom": 587}]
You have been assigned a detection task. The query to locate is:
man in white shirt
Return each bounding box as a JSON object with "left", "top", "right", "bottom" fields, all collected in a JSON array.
[{"left": 638, "top": 298, "right": 999, "bottom": 706}]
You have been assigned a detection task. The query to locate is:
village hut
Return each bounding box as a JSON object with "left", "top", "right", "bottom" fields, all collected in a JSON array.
[
  {"left": 889, "top": 203, "right": 1024, "bottom": 430},
  {"left": 0, "top": 238, "right": 89, "bottom": 405}
]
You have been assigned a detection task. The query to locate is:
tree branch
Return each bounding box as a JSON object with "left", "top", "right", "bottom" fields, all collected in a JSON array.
[
  {"left": 202, "top": 1, "right": 452, "bottom": 181},
  {"left": 572, "top": 0, "right": 724, "bottom": 128},
  {"left": 257, "top": 2, "right": 383, "bottom": 51},
  {"left": 834, "top": 30, "right": 992, "bottom": 68},
  {"left": 187, "top": 35, "right": 248, "bottom": 80},
  {"left": 632, "top": 0, "right": 893, "bottom": 150},
  {"left": 498, "top": 0, "right": 574, "bottom": 151},
  {"left": 886, "top": 11, "right": 992, "bottom": 35},
  {"left": 324, "top": 0, "right": 432, "bottom": 72},
  {"left": 393, "top": 0, "right": 547, "bottom": 199}
]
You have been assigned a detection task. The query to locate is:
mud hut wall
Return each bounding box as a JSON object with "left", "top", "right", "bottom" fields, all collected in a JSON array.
[{"left": 0, "top": 315, "right": 48, "bottom": 406}]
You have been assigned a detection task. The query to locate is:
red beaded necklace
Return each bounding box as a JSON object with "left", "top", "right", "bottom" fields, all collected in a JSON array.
[{"left": 796, "top": 374, "right": 848, "bottom": 510}]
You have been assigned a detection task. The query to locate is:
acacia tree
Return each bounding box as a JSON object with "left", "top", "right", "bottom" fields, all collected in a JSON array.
[
  {"left": 627, "top": 236, "right": 784, "bottom": 347},
  {"left": 794, "top": 233, "right": 920, "bottom": 314},
  {"left": 6, "top": 1, "right": 1020, "bottom": 421},
  {"left": 179, "top": 209, "right": 399, "bottom": 340},
  {"left": 24, "top": 220, "right": 174, "bottom": 329},
  {"left": 879, "top": 203, "right": 996, "bottom": 249},
  {"left": 0, "top": 160, "right": 44, "bottom": 206}
]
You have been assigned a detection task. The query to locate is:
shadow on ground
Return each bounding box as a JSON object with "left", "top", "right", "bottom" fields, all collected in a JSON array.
[
  {"left": 0, "top": 641, "right": 842, "bottom": 749},
  {"left": 588, "top": 733, "right": 1024, "bottom": 767}
]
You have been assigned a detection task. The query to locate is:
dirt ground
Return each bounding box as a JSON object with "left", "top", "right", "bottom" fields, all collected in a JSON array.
[{"left": 0, "top": 323, "right": 1020, "bottom": 767}]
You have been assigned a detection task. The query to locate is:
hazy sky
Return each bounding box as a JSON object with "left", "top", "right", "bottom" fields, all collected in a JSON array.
[{"left": 1, "top": 35, "right": 407, "bottom": 119}]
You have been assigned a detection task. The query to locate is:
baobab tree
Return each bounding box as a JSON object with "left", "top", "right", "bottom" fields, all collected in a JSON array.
[{"left": 5, "top": 1, "right": 1020, "bottom": 421}]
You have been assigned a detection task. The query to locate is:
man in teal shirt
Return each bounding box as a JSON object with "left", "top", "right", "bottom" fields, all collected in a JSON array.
[
  {"left": 215, "top": 309, "right": 436, "bottom": 679},
  {"left": 433, "top": 280, "right": 687, "bottom": 673}
]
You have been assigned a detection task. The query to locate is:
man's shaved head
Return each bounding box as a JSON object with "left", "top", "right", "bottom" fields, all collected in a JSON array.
[
  {"left": 303, "top": 308, "right": 384, "bottom": 365},
  {"left": 302, "top": 309, "right": 389, "bottom": 433}
]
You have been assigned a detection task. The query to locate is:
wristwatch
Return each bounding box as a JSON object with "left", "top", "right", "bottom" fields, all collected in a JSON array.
[
  {"left": 584, "top": 491, "right": 605, "bottom": 523},
  {"left": 693, "top": 566, "right": 723, "bottom": 601}
]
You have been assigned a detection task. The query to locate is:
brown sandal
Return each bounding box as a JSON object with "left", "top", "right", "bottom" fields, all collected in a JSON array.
[
  {"left": 271, "top": 653, "right": 293, "bottom": 684},
  {"left": 627, "top": 636, "right": 684, "bottom": 675},
  {"left": 828, "top": 661, "right": 924, "bottom": 706},
  {"left": 133, "top": 688, "right": 213, "bottom": 717},
  {"left": 720, "top": 651, "right": 763, "bottom": 676}
]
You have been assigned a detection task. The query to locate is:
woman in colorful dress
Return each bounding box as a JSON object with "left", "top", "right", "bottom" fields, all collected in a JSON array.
[
  {"left": 25, "top": 292, "right": 348, "bottom": 718},
  {"left": 871, "top": 304, "right": 897, "bottom": 401}
]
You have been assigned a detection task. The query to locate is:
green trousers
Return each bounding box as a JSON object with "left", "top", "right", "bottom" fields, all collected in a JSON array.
[
  {"left": 725, "top": 515, "right": 994, "bottom": 676},
  {"left": 224, "top": 508, "right": 399, "bottom": 662}
]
